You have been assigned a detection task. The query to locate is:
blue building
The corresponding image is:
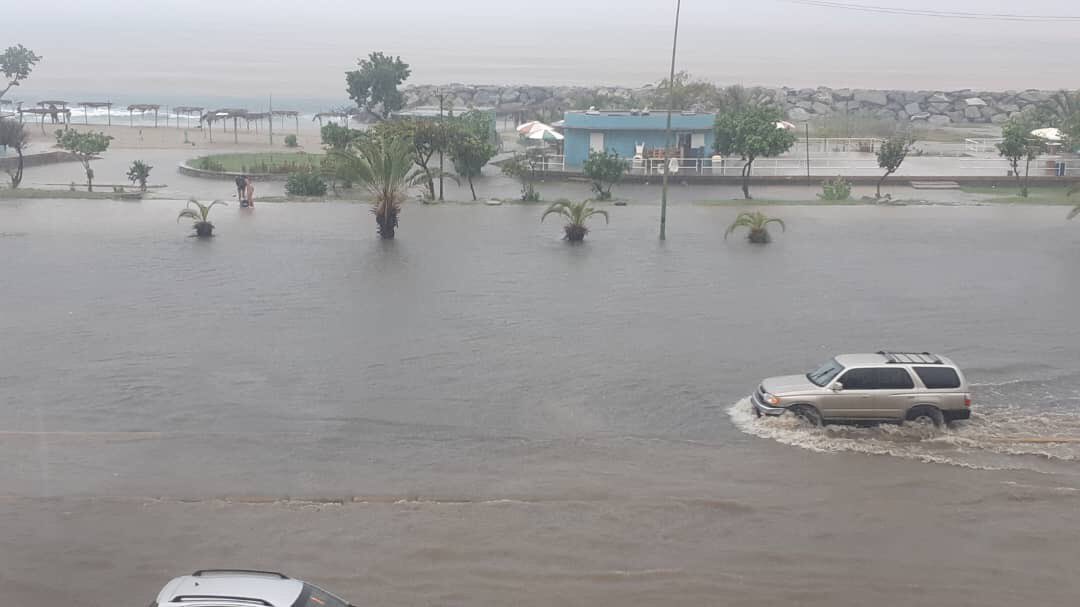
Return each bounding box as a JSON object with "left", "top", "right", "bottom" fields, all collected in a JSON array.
[{"left": 561, "top": 110, "right": 716, "bottom": 169}]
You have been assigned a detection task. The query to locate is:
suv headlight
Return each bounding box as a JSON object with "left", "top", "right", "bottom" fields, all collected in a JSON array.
[{"left": 763, "top": 393, "right": 781, "bottom": 405}]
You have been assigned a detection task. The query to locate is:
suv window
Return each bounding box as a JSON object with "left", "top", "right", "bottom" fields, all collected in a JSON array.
[
  {"left": 291, "top": 584, "right": 350, "bottom": 607},
  {"left": 914, "top": 366, "right": 961, "bottom": 389},
  {"left": 839, "top": 368, "right": 914, "bottom": 390}
]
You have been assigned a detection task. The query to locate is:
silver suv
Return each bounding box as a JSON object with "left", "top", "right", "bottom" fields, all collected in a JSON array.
[
  {"left": 751, "top": 351, "right": 971, "bottom": 427},
  {"left": 151, "top": 570, "right": 353, "bottom": 607}
]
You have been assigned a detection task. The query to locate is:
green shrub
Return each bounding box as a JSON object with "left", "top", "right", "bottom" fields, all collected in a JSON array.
[
  {"left": 284, "top": 134, "right": 298, "bottom": 148},
  {"left": 818, "top": 176, "right": 852, "bottom": 201},
  {"left": 285, "top": 171, "right": 327, "bottom": 196},
  {"left": 195, "top": 156, "right": 225, "bottom": 172}
]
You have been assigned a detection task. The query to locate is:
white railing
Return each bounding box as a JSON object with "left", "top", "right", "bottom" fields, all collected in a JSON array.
[
  {"left": 618, "top": 156, "right": 1080, "bottom": 177},
  {"left": 532, "top": 154, "right": 565, "bottom": 172},
  {"left": 791, "top": 137, "right": 885, "bottom": 153},
  {"left": 965, "top": 138, "right": 1004, "bottom": 154}
]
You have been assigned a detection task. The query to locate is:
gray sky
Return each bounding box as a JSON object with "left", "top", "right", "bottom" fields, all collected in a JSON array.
[{"left": 9, "top": 0, "right": 1080, "bottom": 99}]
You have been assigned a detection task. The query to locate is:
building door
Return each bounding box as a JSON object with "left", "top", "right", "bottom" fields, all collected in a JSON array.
[{"left": 589, "top": 132, "right": 605, "bottom": 153}]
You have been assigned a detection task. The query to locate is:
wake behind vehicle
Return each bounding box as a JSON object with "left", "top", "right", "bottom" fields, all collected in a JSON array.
[
  {"left": 151, "top": 569, "right": 353, "bottom": 607},
  {"left": 751, "top": 351, "right": 972, "bottom": 427}
]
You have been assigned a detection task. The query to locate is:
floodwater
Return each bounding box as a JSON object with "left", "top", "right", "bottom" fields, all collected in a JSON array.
[{"left": 1, "top": 199, "right": 1079, "bottom": 606}]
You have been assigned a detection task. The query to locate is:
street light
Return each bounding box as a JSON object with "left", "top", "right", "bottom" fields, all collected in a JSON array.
[{"left": 659, "top": 0, "right": 682, "bottom": 241}]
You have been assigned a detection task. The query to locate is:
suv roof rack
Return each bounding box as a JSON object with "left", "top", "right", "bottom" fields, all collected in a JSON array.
[
  {"left": 877, "top": 351, "right": 943, "bottom": 365},
  {"left": 173, "top": 596, "right": 273, "bottom": 606},
  {"left": 192, "top": 569, "right": 289, "bottom": 579}
]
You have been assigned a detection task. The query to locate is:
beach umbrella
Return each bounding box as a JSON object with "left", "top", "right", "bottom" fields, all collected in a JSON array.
[
  {"left": 525, "top": 128, "right": 563, "bottom": 142},
  {"left": 776, "top": 121, "right": 797, "bottom": 131},
  {"left": 1030, "top": 127, "right": 1063, "bottom": 142},
  {"left": 517, "top": 120, "right": 545, "bottom": 135}
]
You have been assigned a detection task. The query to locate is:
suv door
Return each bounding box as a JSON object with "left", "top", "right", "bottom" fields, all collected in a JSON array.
[
  {"left": 821, "top": 367, "right": 876, "bottom": 420},
  {"left": 869, "top": 367, "right": 917, "bottom": 420}
]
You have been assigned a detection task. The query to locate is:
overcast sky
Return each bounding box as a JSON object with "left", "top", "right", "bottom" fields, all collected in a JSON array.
[{"left": 8, "top": 0, "right": 1079, "bottom": 100}]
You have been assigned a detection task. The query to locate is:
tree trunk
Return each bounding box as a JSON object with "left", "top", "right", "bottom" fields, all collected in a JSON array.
[
  {"left": 741, "top": 160, "right": 753, "bottom": 200},
  {"left": 1022, "top": 157, "right": 1031, "bottom": 198},
  {"left": 876, "top": 171, "right": 891, "bottom": 199},
  {"left": 11, "top": 146, "right": 24, "bottom": 188},
  {"left": 468, "top": 176, "right": 477, "bottom": 201},
  {"left": 84, "top": 162, "right": 94, "bottom": 192}
]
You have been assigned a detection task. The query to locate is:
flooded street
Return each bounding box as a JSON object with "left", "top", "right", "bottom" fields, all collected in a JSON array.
[{"left": 1, "top": 199, "right": 1079, "bottom": 606}]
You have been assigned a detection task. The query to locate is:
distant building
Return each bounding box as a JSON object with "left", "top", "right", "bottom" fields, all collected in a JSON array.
[{"left": 561, "top": 110, "right": 716, "bottom": 168}]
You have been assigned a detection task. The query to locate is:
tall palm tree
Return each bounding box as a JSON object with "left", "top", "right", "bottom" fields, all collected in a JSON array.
[
  {"left": 725, "top": 211, "right": 785, "bottom": 244},
  {"left": 541, "top": 199, "right": 609, "bottom": 242},
  {"left": 351, "top": 136, "right": 425, "bottom": 239},
  {"left": 177, "top": 198, "right": 226, "bottom": 237},
  {"left": 0, "top": 119, "right": 29, "bottom": 188}
]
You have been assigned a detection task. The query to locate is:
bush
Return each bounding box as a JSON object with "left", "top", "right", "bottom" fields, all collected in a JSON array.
[
  {"left": 285, "top": 171, "right": 327, "bottom": 196},
  {"left": 818, "top": 176, "right": 852, "bottom": 201},
  {"left": 582, "top": 150, "right": 628, "bottom": 200},
  {"left": 195, "top": 156, "right": 225, "bottom": 172},
  {"left": 284, "top": 134, "right": 298, "bottom": 148}
]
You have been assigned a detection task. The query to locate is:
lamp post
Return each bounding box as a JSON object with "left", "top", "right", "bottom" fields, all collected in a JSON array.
[
  {"left": 438, "top": 88, "right": 446, "bottom": 201},
  {"left": 659, "top": 0, "right": 682, "bottom": 241}
]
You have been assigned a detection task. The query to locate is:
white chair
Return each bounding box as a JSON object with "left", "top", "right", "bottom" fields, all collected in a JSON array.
[
  {"left": 668, "top": 157, "right": 680, "bottom": 174},
  {"left": 632, "top": 143, "right": 645, "bottom": 172}
]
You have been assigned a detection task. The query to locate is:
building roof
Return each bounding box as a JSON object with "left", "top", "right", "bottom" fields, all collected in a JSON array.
[{"left": 563, "top": 110, "right": 715, "bottom": 131}]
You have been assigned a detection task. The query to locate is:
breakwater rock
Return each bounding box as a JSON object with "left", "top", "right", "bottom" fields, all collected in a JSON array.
[{"left": 402, "top": 84, "right": 1060, "bottom": 125}]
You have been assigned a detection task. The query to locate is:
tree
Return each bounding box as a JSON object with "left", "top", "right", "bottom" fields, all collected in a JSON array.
[
  {"left": 501, "top": 151, "right": 544, "bottom": 201},
  {"left": 714, "top": 107, "right": 797, "bottom": 199},
  {"left": 450, "top": 133, "right": 496, "bottom": 201},
  {"left": 345, "top": 52, "right": 411, "bottom": 120},
  {"left": 350, "top": 135, "right": 426, "bottom": 239},
  {"left": 875, "top": 135, "right": 913, "bottom": 198},
  {"left": 54, "top": 129, "right": 112, "bottom": 192},
  {"left": 582, "top": 150, "right": 628, "bottom": 200},
  {"left": 724, "top": 211, "right": 785, "bottom": 244},
  {"left": 320, "top": 123, "right": 365, "bottom": 191},
  {"left": 0, "top": 119, "right": 29, "bottom": 188},
  {"left": 997, "top": 117, "right": 1044, "bottom": 198},
  {"left": 374, "top": 118, "right": 452, "bottom": 200},
  {"left": 126, "top": 160, "right": 152, "bottom": 191},
  {"left": 1068, "top": 186, "right": 1079, "bottom": 221},
  {"left": 653, "top": 71, "right": 718, "bottom": 111},
  {"left": 0, "top": 44, "right": 41, "bottom": 100},
  {"left": 541, "top": 199, "right": 609, "bottom": 242},
  {"left": 177, "top": 198, "right": 226, "bottom": 238}
]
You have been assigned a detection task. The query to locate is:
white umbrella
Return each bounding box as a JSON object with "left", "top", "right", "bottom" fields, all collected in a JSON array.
[
  {"left": 1030, "top": 127, "right": 1063, "bottom": 142},
  {"left": 776, "top": 121, "right": 797, "bottom": 131},
  {"left": 525, "top": 128, "right": 563, "bottom": 141},
  {"left": 517, "top": 120, "right": 545, "bottom": 135}
]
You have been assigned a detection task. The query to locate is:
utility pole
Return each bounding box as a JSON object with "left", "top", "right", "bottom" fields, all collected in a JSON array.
[
  {"left": 269, "top": 94, "right": 274, "bottom": 146},
  {"left": 660, "top": 0, "right": 682, "bottom": 241},
  {"left": 805, "top": 122, "right": 811, "bottom": 186},
  {"left": 438, "top": 89, "right": 445, "bottom": 201}
]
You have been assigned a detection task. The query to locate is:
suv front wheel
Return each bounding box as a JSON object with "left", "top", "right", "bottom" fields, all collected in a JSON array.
[{"left": 905, "top": 405, "right": 944, "bottom": 428}]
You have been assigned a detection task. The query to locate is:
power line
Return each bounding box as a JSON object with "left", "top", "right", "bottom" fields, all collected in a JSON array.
[{"left": 778, "top": 0, "right": 1080, "bottom": 22}]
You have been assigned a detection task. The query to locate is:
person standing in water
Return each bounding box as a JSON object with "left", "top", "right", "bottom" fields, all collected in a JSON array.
[
  {"left": 244, "top": 176, "right": 255, "bottom": 208},
  {"left": 235, "top": 175, "right": 247, "bottom": 206}
]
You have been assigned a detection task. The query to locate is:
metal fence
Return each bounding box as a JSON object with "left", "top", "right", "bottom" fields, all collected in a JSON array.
[{"left": 541, "top": 154, "right": 1080, "bottom": 177}]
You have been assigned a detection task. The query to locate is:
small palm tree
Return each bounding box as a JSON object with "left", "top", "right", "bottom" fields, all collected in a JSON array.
[
  {"left": 350, "top": 136, "right": 426, "bottom": 239},
  {"left": 177, "top": 198, "right": 226, "bottom": 237},
  {"left": 725, "top": 211, "right": 785, "bottom": 244},
  {"left": 541, "top": 199, "right": 609, "bottom": 242},
  {"left": 126, "top": 160, "right": 152, "bottom": 191}
]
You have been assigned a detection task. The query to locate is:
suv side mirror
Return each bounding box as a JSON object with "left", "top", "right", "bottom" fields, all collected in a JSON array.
[{"left": 831, "top": 382, "right": 844, "bottom": 392}]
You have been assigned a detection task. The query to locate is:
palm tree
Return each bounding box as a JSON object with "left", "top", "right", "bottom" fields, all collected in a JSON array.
[
  {"left": 177, "top": 198, "right": 226, "bottom": 237},
  {"left": 351, "top": 136, "right": 425, "bottom": 239},
  {"left": 0, "top": 119, "right": 29, "bottom": 188},
  {"left": 725, "top": 211, "right": 785, "bottom": 244},
  {"left": 541, "top": 199, "right": 609, "bottom": 242},
  {"left": 126, "top": 160, "right": 152, "bottom": 191}
]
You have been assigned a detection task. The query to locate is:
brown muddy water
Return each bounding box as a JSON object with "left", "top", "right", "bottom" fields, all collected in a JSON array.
[{"left": 1, "top": 199, "right": 1079, "bottom": 606}]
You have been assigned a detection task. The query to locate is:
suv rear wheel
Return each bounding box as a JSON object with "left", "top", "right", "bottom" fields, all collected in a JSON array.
[{"left": 905, "top": 405, "right": 944, "bottom": 428}]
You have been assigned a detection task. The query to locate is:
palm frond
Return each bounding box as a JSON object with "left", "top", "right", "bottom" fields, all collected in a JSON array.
[
  {"left": 541, "top": 201, "right": 571, "bottom": 223},
  {"left": 764, "top": 217, "right": 786, "bottom": 232},
  {"left": 584, "top": 208, "right": 609, "bottom": 224},
  {"left": 1068, "top": 205, "right": 1080, "bottom": 220},
  {"left": 177, "top": 208, "right": 201, "bottom": 222}
]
